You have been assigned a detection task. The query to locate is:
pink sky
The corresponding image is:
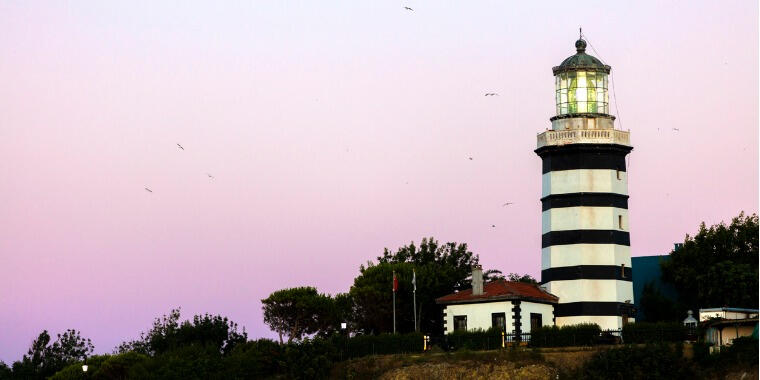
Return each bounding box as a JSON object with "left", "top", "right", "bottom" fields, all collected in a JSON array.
[{"left": 1, "top": 1, "right": 757, "bottom": 362}]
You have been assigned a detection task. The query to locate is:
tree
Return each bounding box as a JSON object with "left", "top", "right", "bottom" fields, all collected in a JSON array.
[
  {"left": 116, "top": 308, "right": 247, "bottom": 356},
  {"left": 349, "top": 237, "right": 492, "bottom": 335},
  {"left": 506, "top": 273, "right": 538, "bottom": 284},
  {"left": 261, "top": 287, "right": 334, "bottom": 343},
  {"left": 661, "top": 212, "right": 758, "bottom": 310},
  {"left": 639, "top": 282, "right": 681, "bottom": 322},
  {"left": 11, "top": 329, "right": 94, "bottom": 380}
]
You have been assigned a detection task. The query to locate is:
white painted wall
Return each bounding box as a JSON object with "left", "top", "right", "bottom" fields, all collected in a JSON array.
[
  {"left": 542, "top": 169, "right": 627, "bottom": 196},
  {"left": 556, "top": 315, "right": 634, "bottom": 330},
  {"left": 544, "top": 279, "right": 633, "bottom": 303},
  {"left": 444, "top": 302, "right": 513, "bottom": 333},
  {"left": 443, "top": 301, "right": 555, "bottom": 333},
  {"left": 541, "top": 244, "right": 631, "bottom": 269},
  {"left": 520, "top": 302, "right": 555, "bottom": 332},
  {"left": 542, "top": 207, "right": 628, "bottom": 233}
]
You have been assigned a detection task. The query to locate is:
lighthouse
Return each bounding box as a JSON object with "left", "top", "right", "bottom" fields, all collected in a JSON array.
[{"left": 535, "top": 37, "right": 635, "bottom": 329}]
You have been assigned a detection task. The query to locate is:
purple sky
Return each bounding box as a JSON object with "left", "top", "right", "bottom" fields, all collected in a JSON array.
[{"left": 1, "top": 1, "right": 757, "bottom": 362}]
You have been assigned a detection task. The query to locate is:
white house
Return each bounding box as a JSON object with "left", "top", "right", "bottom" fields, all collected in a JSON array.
[
  {"left": 435, "top": 266, "right": 558, "bottom": 335},
  {"left": 699, "top": 307, "right": 759, "bottom": 348}
]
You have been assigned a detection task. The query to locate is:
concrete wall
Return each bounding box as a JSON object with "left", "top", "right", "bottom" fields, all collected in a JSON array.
[
  {"left": 544, "top": 279, "right": 633, "bottom": 304},
  {"left": 542, "top": 169, "right": 627, "bottom": 196},
  {"left": 542, "top": 244, "right": 630, "bottom": 269},
  {"left": 542, "top": 207, "right": 628, "bottom": 232}
]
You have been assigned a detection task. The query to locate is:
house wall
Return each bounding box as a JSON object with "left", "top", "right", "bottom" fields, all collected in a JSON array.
[{"left": 442, "top": 301, "right": 554, "bottom": 334}]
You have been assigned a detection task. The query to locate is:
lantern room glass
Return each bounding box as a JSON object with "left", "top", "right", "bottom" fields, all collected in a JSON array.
[{"left": 555, "top": 71, "right": 609, "bottom": 116}]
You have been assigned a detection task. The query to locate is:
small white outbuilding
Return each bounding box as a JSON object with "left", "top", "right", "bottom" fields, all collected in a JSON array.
[{"left": 435, "top": 266, "right": 558, "bottom": 335}]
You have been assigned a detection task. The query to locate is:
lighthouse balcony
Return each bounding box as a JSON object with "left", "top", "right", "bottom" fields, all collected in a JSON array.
[{"left": 537, "top": 129, "right": 630, "bottom": 149}]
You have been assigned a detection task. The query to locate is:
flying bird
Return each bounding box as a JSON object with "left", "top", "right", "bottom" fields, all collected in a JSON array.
[
  {"left": 485, "top": 93, "right": 499, "bottom": 96},
  {"left": 177, "top": 143, "right": 184, "bottom": 150},
  {"left": 502, "top": 202, "right": 514, "bottom": 206},
  {"left": 207, "top": 173, "right": 215, "bottom": 180},
  {"left": 672, "top": 128, "right": 680, "bottom": 131},
  {"left": 145, "top": 187, "right": 153, "bottom": 193},
  {"left": 404, "top": 6, "right": 413, "bottom": 11},
  {"left": 468, "top": 157, "right": 473, "bottom": 161},
  {"left": 491, "top": 224, "right": 496, "bottom": 228}
]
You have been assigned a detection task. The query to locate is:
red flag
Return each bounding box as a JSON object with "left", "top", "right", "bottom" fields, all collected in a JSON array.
[{"left": 393, "top": 271, "right": 398, "bottom": 292}]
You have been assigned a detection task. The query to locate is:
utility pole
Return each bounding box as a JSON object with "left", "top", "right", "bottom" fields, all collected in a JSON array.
[{"left": 392, "top": 270, "right": 398, "bottom": 334}]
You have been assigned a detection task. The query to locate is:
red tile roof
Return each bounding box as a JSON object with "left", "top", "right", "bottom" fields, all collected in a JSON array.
[{"left": 435, "top": 280, "right": 559, "bottom": 305}]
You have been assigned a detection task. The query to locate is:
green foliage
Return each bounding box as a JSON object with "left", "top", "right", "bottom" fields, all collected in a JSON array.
[
  {"left": 621, "top": 322, "right": 688, "bottom": 344},
  {"left": 0, "top": 362, "right": 10, "bottom": 380},
  {"left": 530, "top": 323, "right": 601, "bottom": 347},
  {"left": 261, "top": 287, "right": 337, "bottom": 343},
  {"left": 639, "top": 282, "right": 681, "bottom": 322},
  {"left": 661, "top": 212, "right": 759, "bottom": 309},
  {"left": 351, "top": 237, "right": 483, "bottom": 335},
  {"left": 506, "top": 273, "right": 538, "bottom": 284},
  {"left": 116, "top": 308, "right": 246, "bottom": 356},
  {"left": 10, "top": 329, "right": 94, "bottom": 380},
  {"left": 575, "top": 343, "right": 696, "bottom": 380},
  {"left": 222, "top": 339, "right": 283, "bottom": 379},
  {"left": 330, "top": 332, "right": 424, "bottom": 358},
  {"left": 445, "top": 328, "right": 504, "bottom": 351},
  {"left": 48, "top": 355, "right": 109, "bottom": 380},
  {"left": 92, "top": 352, "right": 149, "bottom": 379}
]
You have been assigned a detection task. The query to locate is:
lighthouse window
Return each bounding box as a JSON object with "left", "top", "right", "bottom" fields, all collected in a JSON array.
[
  {"left": 618, "top": 215, "right": 623, "bottom": 229},
  {"left": 616, "top": 169, "right": 621, "bottom": 180},
  {"left": 555, "top": 71, "right": 609, "bottom": 116}
]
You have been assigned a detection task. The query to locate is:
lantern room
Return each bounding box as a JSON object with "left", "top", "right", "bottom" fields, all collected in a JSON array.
[{"left": 552, "top": 39, "right": 611, "bottom": 117}]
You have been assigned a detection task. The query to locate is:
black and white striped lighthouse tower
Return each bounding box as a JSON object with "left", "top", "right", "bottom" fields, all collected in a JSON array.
[{"left": 535, "top": 37, "right": 635, "bottom": 329}]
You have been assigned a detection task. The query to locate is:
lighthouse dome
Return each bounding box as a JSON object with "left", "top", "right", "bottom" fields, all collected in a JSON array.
[{"left": 552, "top": 39, "right": 611, "bottom": 75}]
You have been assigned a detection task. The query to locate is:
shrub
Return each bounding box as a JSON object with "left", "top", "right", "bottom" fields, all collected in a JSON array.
[
  {"left": 444, "top": 328, "right": 504, "bottom": 351},
  {"left": 575, "top": 343, "right": 696, "bottom": 379},
  {"left": 622, "top": 322, "right": 687, "bottom": 344},
  {"left": 332, "top": 332, "right": 424, "bottom": 358},
  {"left": 530, "top": 323, "right": 601, "bottom": 347}
]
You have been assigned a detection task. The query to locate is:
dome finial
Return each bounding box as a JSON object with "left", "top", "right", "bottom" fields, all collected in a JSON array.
[{"left": 575, "top": 38, "right": 587, "bottom": 53}]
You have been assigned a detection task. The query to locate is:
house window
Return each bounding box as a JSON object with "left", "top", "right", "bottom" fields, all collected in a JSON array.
[
  {"left": 530, "top": 313, "right": 543, "bottom": 331},
  {"left": 492, "top": 312, "right": 506, "bottom": 331},
  {"left": 453, "top": 316, "right": 467, "bottom": 332}
]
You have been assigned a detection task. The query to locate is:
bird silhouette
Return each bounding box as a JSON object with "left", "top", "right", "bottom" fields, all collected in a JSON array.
[
  {"left": 502, "top": 202, "right": 514, "bottom": 206},
  {"left": 485, "top": 93, "right": 499, "bottom": 96},
  {"left": 672, "top": 128, "right": 680, "bottom": 131},
  {"left": 177, "top": 143, "right": 184, "bottom": 150},
  {"left": 145, "top": 187, "right": 153, "bottom": 193},
  {"left": 468, "top": 157, "right": 473, "bottom": 160},
  {"left": 404, "top": 6, "right": 413, "bottom": 11},
  {"left": 207, "top": 173, "right": 215, "bottom": 179},
  {"left": 491, "top": 225, "right": 496, "bottom": 228}
]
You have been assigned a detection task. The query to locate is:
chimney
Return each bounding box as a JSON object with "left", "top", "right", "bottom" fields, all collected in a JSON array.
[{"left": 471, "top": 265, "right": 483, "bottom": 295}]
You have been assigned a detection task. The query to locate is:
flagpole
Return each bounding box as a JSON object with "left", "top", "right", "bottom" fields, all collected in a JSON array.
[
  {"left": 413, "top": 269, "right": 417, "bottom": 332},
  {"left": 392, "top": 270, "right": 397, "bottom": 334}
]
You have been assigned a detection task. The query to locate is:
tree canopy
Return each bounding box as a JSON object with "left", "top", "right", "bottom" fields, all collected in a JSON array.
[
  {"left": 116, "top": 308, "right": 247, "bottom": 356},
  {"left": 661, "top": 212, "right": 758, "bottom": 310},
  {"left": 8, "top": 329, "right": 93, "bottom": 380},
  {"left": 350, "top": 237, "right": 491, "bottom": 335},
  {"left": 261, "top": 287, "right": 340, "bottom": 343}
]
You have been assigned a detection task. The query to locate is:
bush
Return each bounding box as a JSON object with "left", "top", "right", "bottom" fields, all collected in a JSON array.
[
  {"left": 331, "top": 332, "right": 424, "bottom": 358},
  {"left": 444, "top": 328, "right": 504, "bottom": 351},
  {"left": 622, "top": 322, "right": 687, "bottom": 344},
  {"left": 574, "top": 343, "right": 696, "bottom": 380},
  {"left": 223, "top": 339, "right": 284, "bottom": 378},
  {"left": 530, "top": 323, "right": 601, "bottom": 347}
]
